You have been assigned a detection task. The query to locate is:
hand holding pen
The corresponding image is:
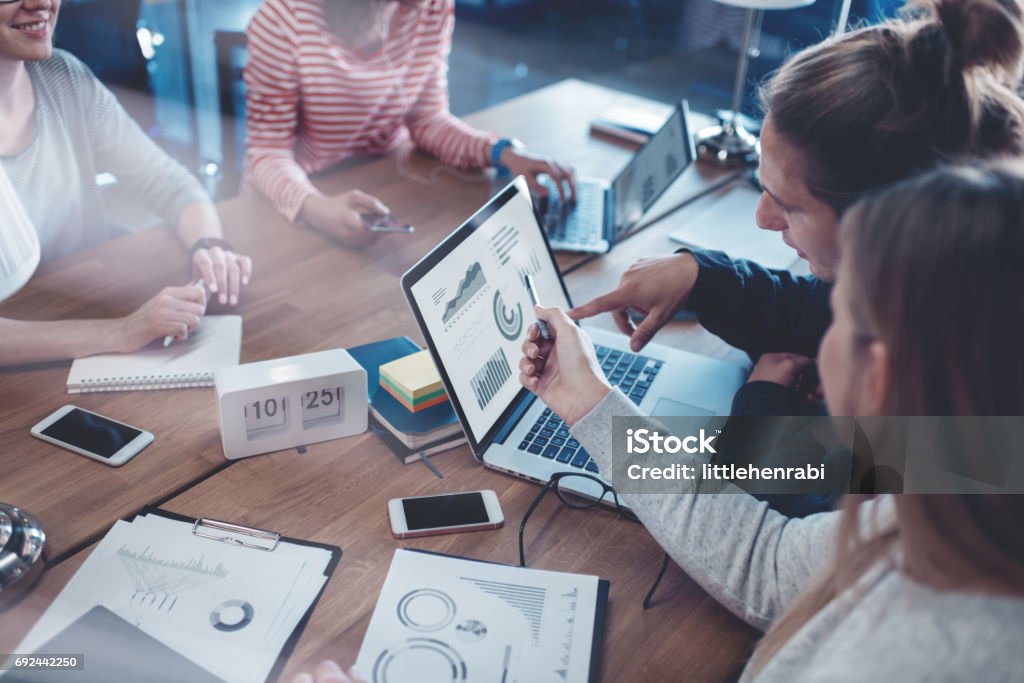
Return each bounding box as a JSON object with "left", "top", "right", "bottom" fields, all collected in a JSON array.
[
  {"left": 523, "top": 274, "right": 550, "bottom": 341},
  {"left": 518, "top": 305, "right": 611, "bottom": 427},
  {"left": 162, "top": 279, "right": 208, "bottom": 347},
  {"left": 112, "top": 281, "right": 208, "bottom": 353}
]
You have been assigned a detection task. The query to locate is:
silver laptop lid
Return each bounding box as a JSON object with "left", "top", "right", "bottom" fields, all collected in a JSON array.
[{"left": 610, "top": 100, "right": 695, "bottom": 240}]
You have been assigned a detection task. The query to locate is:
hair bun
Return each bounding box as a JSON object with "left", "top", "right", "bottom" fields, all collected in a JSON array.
[{"left": 915, "top": 0, "right": 1024, "bottom": 72}]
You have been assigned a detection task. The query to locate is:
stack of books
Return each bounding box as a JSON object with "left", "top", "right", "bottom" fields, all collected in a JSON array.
[{"left": 347, "top": 338, "right": 466, "bottom": 464}]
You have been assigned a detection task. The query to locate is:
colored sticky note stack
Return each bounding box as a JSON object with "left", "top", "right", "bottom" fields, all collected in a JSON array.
[{"left": 379, "top": 350, "right": 448, "bottom": 413}]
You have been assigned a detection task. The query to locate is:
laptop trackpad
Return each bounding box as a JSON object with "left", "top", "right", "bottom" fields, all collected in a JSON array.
[{"left": 651, "top": 398, "right": 713, "bottom": 418}]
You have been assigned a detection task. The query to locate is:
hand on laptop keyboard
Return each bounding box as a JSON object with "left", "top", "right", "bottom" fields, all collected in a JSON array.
[
  {"left": 537, "top": 176, "right": 606, "bottom": 248},
  {"left": 536, "top": 175, "right": 576, "bottom": 210},
  {"left": 535, "top": 191, "right": 551, "bottom": 216},
  {"left": 502, "top": 150, "right": 577, "bottom": 204}
]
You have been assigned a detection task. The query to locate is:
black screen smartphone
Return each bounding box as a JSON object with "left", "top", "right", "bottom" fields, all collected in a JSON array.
[
  {"left": 388, "top": 490, "right": 503, "bottom": 538},
  {"left": 362, "top": 213, "right": 415, "bottom": 233}
]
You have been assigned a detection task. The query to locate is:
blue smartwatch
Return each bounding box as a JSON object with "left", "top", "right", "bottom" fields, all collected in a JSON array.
[{"left": 491, "top": 137, "right": 524, "bottom": 177}]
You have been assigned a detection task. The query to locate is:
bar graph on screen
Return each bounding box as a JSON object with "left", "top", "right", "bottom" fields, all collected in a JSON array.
[{"left": 470, "top": 348, "right": 512, "bottom": 409}]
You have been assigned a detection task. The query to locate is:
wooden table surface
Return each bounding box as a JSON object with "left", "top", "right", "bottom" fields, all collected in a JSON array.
[{"left": 0, "top": 79, "right": 757, "bottom": 681}]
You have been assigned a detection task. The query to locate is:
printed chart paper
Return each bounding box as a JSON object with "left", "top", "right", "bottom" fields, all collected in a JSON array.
[
  {"left": 356, "top": 549, "right": 600, "bottom": 683},
  {"left": 12, "top": 514, "right": 331, "bottom": 683}
]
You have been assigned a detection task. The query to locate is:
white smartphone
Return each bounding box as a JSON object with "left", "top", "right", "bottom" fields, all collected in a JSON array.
[
  {"left": 30, "top": 405, "right": 154, "bottom": 467},
  {"left": 388, "top": 490, "right": 504, "bottom": 539}
]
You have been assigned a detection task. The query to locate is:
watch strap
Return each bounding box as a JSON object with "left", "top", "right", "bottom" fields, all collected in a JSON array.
[
  {"left": 189, "top": 237, "right": 234, "bottom": 257},
  {"left": 490, "top": 138, "right": 522, "bottom": 176}
]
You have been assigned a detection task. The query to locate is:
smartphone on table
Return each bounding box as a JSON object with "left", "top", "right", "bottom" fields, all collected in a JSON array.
[
  {"left": 361, "top": 213, "right": 415, "bottom": 234},
  {"left": 388, "top": 490, "right": 504, "bottom": 539},
  {"left": 30, "top": 405, "right": 154, "bottom": 467}
]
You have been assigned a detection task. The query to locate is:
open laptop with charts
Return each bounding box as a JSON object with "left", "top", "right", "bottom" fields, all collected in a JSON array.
[
  {"left": 402, "top": 177, "right": 748, "bottom": 503},
  {"left": 540, "top": 99, "right": 695, "bottom": 253}
]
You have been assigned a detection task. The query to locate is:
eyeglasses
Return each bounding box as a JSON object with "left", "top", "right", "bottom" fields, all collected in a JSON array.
[
  {"left": 518, "top": 472, "right": 636, "bottom": 568},
  {"left": 517, "top": 471, "right": 672, "bottom": 609}
]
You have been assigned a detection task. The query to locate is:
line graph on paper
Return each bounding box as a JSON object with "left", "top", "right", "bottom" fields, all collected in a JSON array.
[{"left": 118, "top": 544, "right": 228, "bottom": 613}]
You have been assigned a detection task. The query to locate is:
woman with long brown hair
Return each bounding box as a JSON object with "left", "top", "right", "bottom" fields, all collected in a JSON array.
[{"left": 514, "top": 161, "right": 1024, "bottom": 681}]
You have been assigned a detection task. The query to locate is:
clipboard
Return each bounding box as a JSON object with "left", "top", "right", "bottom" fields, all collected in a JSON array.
[
  {"left": 132, "top": 506, "right": 342, "bottom": 683},
  {"left": 402, "top": 548, "right": 610, "bottom": 683}
]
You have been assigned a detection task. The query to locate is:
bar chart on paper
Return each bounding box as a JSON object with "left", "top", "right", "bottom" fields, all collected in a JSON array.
[
  {"left": 460, "top": 577, "right": 545, "bottom": 644},
  {"left": 470, "top": 348, "right": 512, "bottom": 409}
]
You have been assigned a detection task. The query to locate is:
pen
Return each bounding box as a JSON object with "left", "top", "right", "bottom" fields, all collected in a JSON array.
[
  {"left": 500, "top": 645, "right": 511, "bottom": 683},
  {"left": 523, "top": 274, "right": 550, "bottom": 341},
  {"left": 163, "top": 279, "right": 206, "bottom": 347}
]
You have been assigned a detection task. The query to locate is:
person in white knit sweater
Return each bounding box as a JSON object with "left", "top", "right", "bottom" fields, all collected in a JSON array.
[{"left": 0, "top": 0, "right": 254, "bottom": 365}]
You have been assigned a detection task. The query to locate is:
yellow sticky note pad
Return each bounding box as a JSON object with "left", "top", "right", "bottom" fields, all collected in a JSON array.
[{"left": 380, "top": 350, "right": 447, "bottom": 411}]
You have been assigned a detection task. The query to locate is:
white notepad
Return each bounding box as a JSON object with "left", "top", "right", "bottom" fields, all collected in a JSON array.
[{"left": 66, "top": 315, "right": 242, "bottom": 393}]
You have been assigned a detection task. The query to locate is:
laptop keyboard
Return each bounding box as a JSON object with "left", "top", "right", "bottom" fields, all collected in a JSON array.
[
  {"left": 516, "top": 344, "right": 664, "bottom": 474},
  {"left": 539, "top": 177, "right": 604, "bottom": 247}
]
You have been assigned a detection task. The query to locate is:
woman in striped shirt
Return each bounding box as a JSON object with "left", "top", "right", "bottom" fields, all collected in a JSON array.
[{"left": 244, "top": 0, "right": 575, "bottom": 246}]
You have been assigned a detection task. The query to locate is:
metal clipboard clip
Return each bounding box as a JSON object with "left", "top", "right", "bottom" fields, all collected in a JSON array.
[{"left": 192, "top": 517, "right": 281, "bottom": 552}]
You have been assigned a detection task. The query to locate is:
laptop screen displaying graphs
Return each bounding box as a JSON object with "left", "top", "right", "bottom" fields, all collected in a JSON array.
[{"left": 408, "top": 182, "right": 570, "bottom": 443}]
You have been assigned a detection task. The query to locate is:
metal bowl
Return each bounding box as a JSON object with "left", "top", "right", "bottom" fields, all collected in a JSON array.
[{"left": 0, "top": 503, "right": 47, "bottom": 607}]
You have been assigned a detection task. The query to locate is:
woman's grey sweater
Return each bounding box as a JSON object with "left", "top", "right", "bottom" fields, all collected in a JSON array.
[{"left": 573, "top": 388, "right": 1024, "bottom": 682}]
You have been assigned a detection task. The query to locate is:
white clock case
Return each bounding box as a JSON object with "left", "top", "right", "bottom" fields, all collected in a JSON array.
[{"left": 215, "top": 348, "right": 367, "bottom": 460}]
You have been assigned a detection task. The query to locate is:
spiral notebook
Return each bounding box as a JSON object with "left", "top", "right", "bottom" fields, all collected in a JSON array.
[{"left": 66, "top": 315, "right": 242, "bottom": 393}]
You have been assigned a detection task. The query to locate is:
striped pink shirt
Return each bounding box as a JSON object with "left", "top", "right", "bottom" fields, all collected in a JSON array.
[{"left": 244, "top": 0, "right": 497, "bottom": 222}]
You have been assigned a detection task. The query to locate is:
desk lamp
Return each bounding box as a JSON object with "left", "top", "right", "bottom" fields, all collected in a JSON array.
[
  {"left": 695, "top": 0, "right": 816, "bottom": 168},
  {"left": 0, "top": 165, "right": 46, "bottom": 607}
]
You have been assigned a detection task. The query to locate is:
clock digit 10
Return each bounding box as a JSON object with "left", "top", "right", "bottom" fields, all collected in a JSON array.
[
  {"left": 301, "top": 386, "right": 345, "bottom": 429},
  {"left": 244, "top": 396, "right": 290, "bottom": 440}
]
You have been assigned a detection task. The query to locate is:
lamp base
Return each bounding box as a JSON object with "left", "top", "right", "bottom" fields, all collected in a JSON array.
[{"left": 695, "top": 122, "right": 760, "bottom": 168}]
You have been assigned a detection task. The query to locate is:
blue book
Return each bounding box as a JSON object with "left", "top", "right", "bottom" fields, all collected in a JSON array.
[
  {"left": 347, "top": 337, "right": 464, "bottom": 449},
  {"left": 370, "top": 419, "right": 466, "bottom": 465}
]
